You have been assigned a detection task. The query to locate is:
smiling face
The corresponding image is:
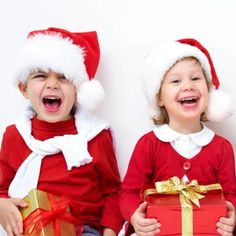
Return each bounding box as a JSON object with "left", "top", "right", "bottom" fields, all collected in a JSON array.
[
  {"left": 158, "top": 57, "right": 209, "bottom": 132},
  {"left": 19, "top": 70, "right": 77, "bottom": 123}
]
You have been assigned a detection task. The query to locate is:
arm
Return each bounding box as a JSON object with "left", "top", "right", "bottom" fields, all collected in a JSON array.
[
  {"left": 215, "top": 138, "right": 236, "bottom": 235},
  {"left": 216, "top": 138, "right": 236, "bottom": 207},
  {"left": 90, "top": 130, "right": 124, "bottom": 235},
  {"left": 0, "top": 125, "right": 30, "bottom": 198},
  {"left": 0, "top": 129, "right": 16, "bottom": 198},
  {"left": 120, "top": 133, "right": 155, "bottom": 220},
  {"left": 120, "top": 133, "right": 160, "bottom": 234},
  {"left": 0, "top": 128, "right": 28, "bottom": 235}
]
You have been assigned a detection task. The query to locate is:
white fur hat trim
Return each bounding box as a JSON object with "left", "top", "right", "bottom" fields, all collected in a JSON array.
[
  {"left": 13, "top": 33, "right": 105, "bottom": 111},
  {"left": 143, "top": 41, "right": 232, "bottom": 122}
]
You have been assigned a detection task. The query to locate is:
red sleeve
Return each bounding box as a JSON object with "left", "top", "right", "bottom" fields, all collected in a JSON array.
[
  {"left": 89, "top": 129, "right": 124, "bottom": 234},
  {"left": 216, "top": 137, "right": 236, "bottom": 208},
  {"left": 119, "top": 133, "right": 155, "bottom": 221},
  {"left": 0, "top": 127, "right": 17, "bottom": 198}
]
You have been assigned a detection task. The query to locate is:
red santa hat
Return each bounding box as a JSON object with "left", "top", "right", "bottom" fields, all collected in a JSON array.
[
  {"left": 144, "top": 38, "right": 232, "bottom": 122},
  {"left": 14, "top": 27, "right": 105, "bottom": 111}
]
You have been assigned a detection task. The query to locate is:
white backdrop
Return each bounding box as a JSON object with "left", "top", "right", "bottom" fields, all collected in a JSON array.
[{"left": 0, "top": 0, "right": 236, "bottom": 235}]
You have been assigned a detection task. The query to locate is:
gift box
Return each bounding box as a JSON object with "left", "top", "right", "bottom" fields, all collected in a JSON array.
[
  {"left": 20, "top": 189, "right": 79, "bottom": 236},
  {"left": 144, "top": 177, "right": 227, "bottom": 236}
]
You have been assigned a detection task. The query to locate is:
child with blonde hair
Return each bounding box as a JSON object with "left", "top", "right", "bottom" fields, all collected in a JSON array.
[{"left": 120, "top": 38, "right": 236, "bottom": 235}]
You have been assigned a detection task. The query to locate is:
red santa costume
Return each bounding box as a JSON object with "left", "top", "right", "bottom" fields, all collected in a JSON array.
[
  {"left": 119, "top": 38, "right": 236, "bottom": 234},
  {"left": 0, "top": 27, "right": 123, "bottom": 234}
]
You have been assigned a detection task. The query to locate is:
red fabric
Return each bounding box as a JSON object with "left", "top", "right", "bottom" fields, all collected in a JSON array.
[
  {"left": 177, "top": 38, "right": 220, "bottom": 89},
  {"left": 24, "top": 194, "right": 80, "bottom": 236},
  {"left": 28, "top": 27, "right": 100, "bottom": 80},
  {"left": 120, "top": 131, "right": 236, "bottom": 232},
  {"left": 0, "top": 117, "right": 123, "bottom": 234},
  {"left": 146, "top": 190, "right": 227, "bottom": 235}
]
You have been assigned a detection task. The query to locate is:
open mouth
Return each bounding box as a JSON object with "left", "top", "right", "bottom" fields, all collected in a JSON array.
[
  {"left": 178, "top": 96, "right": 198, "bottom": 106},
  {"left": 42, "top": 96, "right": 62, "bottom": 109}
]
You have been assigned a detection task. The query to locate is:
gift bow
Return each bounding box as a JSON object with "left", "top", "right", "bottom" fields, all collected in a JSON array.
[
  {"left": 144, "top": 176, "right": 222, "bottom": 236},
  {"left": 23, "top": 195, "right": 82, "bottom": 236},
  {"left": 144, "top": 176, "right": 222, "bottom": 207}
]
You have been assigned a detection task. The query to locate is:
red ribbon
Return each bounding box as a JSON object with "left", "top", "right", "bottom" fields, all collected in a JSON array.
[{"left": 23, "top": 194, "right": 82, "bottom": 236}]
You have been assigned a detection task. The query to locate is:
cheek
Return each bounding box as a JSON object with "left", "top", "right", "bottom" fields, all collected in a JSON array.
[
  {"left": 201, "top": 88, "right": 209, "bottom": 108},
  {"left": 71, "top": 94, "right": 77, "bottom": 104},
  {"left": 202, "top": 86, "right": 209, "bottom": 98},
  {"left": 205, "top": 93, "right": 209, "bottom": 105},
  {"left": 159, "top": 87, "right": 177, "bottom": 104},
  {"left": 27, "top": 87, "right": 39, "bottom": 98},
  {"left": 67, "top": 90, "right": 77, "bottom": 104}
]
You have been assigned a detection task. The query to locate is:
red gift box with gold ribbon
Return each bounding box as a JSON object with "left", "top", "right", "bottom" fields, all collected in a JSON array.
[
  {"left": 20, "top": 189, "right": 81, "bottom": 236},
  {"left": 143, "top": 177, "right": 227, "bottom": 236}
]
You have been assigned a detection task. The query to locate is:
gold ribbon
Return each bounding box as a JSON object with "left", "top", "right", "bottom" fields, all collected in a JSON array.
[{"left": 144, "top": 176, "right": 222, "bottom": 236}]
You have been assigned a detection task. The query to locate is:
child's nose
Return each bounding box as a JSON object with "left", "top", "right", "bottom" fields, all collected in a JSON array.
[
  {"left": 182, "top": 79, "right": 194, "bottom": 91},
  {"left": 46, "top": 76, "right": 59, "bottom": 89}
]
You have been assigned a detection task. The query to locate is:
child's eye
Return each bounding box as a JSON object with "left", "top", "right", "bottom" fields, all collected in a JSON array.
[
  {"left": 32, "top": 74, "right": 46, "bottom": 79},
  {"left": 59, "top": 75, "right": 66, "bottom": 80},
  {"left": 192, "top": 77, "right": 200, "bottom": 81},
  {"left": 171, "top": 79, "right": 181, "bottom": 84}
]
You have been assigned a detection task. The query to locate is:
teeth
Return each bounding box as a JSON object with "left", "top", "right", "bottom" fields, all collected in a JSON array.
[
  {"left": 44, "top": 96, "right": 59, "bottom": 100},
  {"left": 180, "top": 97, "right": 196, "bottom": 102}
]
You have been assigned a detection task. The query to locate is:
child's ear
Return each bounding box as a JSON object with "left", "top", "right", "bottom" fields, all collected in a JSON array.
[
  {"left": 18, "top": 82, "right": 29, "bottom": 99},
  {"left": 156, "top": 93, "right": 164, "bottom": 107},
  {"left": 158, "top": 100, "right": 164, "bottom": 107}
]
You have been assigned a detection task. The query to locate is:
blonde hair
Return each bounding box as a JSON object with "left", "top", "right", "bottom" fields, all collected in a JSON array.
[{"left": 152, "top": 57, "right": 210, "bottom": 125}]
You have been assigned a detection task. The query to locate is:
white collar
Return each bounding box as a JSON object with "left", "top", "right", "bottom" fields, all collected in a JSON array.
[{"left": 153, "top": 124, "right": 215, "bottom": 147}]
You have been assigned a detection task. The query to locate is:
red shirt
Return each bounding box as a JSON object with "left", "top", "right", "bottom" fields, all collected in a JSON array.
[
  {"left": 120, "top": 130, "right": 236, "bottom": 221},
  {"left": 0, "top": 117, "right": 124, "bottom": 234}
]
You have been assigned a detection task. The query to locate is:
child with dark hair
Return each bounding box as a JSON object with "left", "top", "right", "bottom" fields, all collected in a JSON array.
[{"left": 0, "top": 27, "right": 123, "bottom": 236}]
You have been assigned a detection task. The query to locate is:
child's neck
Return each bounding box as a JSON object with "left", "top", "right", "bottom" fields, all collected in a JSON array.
[{"left": 168, "top": 121, "right": 202, "bottom": 134}]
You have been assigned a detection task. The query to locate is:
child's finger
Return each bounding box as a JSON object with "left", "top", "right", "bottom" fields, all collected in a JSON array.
[
  {"left": 11, "top": 198, "right": 28, "bottom": 208},
  {"left": 7, "top": 201, "right": 24, "bottom": 235},
  {"left": 217, "top": 227, "right": 233, "bottom": 236},
  {"left": 218, "top": 217, "right": 235, "bottom": 226},
  {"left": 141, "top": 217, "right": 160, "bottom": 227},
  {"left": 7, "top": 215, "right": 22, "bottom": 236},
  {"left": 5, "top": 224, "right": 15, "bottom": 236},
  {"left": 217, "top": 222, "right": 234, "bottom": 234},
  {"left": 140, "top": 219, "right": 161, "bottom": 232},
  {"left": 15, "top": 208, "right": 24, "bottom": 234},
  {"left": 137, "top": 201, "right": 148, "bottom": 214},
  {"left": 16, "top": 218, "right": 24, "bottom": 234}
]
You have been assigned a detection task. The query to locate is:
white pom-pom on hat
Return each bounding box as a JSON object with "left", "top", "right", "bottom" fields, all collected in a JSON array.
[
  {"left": 144, "top": 38, "right": 233, "bottom": 122},
  {"left": 77, "top": 79, "right": 105, "bottom": 111},
  {"left": 206, "top": 88, "right": 232, "bottom": 122}
]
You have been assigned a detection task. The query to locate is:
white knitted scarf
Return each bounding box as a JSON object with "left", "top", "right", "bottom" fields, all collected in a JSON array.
[{"left": 8, "top": 106, "right": 110, "bottom": 198}]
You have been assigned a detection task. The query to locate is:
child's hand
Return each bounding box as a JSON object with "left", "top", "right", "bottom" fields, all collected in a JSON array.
[
  {"left": 131, "top": 201, "right": 161, "bottom": 236},
  {"left": 103, "top": 227, "right": 116, "bottom": 236},
  {"left": 0, "top": 197, "right": 27, "bottom": 236},
  {"left": 216, "top": 201, "right": 235, "bottom": 236}
]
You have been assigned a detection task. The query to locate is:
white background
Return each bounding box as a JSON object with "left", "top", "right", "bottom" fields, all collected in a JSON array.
[{"left": 0, "top": 1, "right": 236, "bottom": 235}]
